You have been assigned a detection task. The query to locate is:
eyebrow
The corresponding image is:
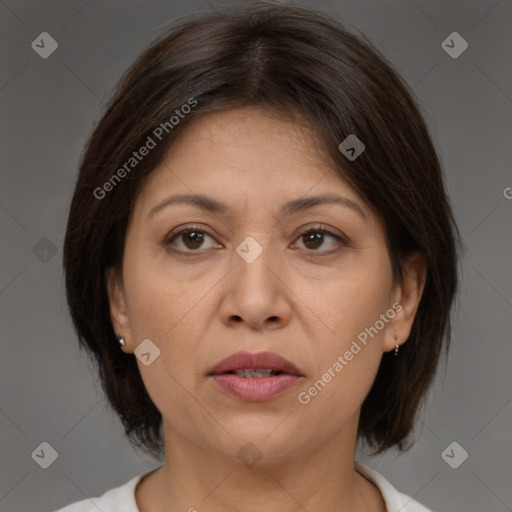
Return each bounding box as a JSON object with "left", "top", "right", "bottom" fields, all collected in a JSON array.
[{"left": 147, "top": 193, "right": 367, "bottom": 222}]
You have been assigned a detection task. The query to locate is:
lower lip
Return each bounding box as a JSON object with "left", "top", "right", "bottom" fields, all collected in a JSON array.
[{"left": 209, "top": 374, "right": 302, "bottom": 401}]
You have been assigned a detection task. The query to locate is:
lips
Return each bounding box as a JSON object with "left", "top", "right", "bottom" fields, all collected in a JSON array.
[
  {"left": 207, "top": 351, "right": 304, "bottom": 402},
  {"left": 207, "top": 351, "right": 303, "bottom": 377}
]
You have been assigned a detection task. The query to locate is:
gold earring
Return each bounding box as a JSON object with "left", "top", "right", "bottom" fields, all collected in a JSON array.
[{"left": 393, "top": 334, "right": 399, "bottom": 356}]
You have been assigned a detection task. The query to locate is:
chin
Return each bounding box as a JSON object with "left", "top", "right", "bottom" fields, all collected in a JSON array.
[{"left": 213, "top": 414, "right": 305, "bottom": 462}]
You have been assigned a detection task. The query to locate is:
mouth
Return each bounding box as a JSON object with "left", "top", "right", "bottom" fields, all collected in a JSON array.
[
  {"left": 227, "top": 369, "right": 285, "bottom": 378},
  {"left": 207, "top": 351, "right": 304, "bottom": 402}
]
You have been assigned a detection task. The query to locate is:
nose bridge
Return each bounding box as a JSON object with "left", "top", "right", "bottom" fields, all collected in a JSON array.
[
  {"left": 234, "top": 232, "right": 277, "bottom": 286},
  {"left": 228, "top": 230, "right": 288, "bottom": 312},
  {"left": 219, "top": 225, "right": 293, "bottom": 330}
]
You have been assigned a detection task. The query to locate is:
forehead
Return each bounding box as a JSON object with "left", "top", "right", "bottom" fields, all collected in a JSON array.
[
  {"left": 132, "top": 107, "right": 377, "bottom": 228},
  {"left": 164, "top": 106, "right": 329, "bottom": 176}
]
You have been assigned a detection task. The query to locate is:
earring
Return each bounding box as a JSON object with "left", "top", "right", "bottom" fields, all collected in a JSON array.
[
  {"left": 118, "top": 334, "right": 126, "bottom": 347},
  {"left": 393, "top": 334, "right": 399, "bottom": 356}
]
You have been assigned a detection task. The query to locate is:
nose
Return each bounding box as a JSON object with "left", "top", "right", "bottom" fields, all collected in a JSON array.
[{"left": 219, "top": 237, "right": 292, "bottom": 331}]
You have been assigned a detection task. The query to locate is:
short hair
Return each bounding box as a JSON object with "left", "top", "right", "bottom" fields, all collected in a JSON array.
[{"left": 63, "top": 1, "right": 462, "bottom": 459}]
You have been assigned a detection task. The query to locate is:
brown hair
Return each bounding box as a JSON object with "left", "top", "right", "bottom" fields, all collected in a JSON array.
[{"left": 63, "top": 1, "right": 462, "bottom": 459}]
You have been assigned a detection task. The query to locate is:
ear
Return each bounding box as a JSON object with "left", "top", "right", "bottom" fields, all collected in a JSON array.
[
  {"left": 383, "top": 250, "right": 427, "bottom": 352},
  {"left": 106, "top": 267, "right": 132, "bottom": 352}
]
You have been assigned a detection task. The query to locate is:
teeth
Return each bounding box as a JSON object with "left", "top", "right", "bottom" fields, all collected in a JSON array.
[{"left": 234, "top": 369, "right": 279, "bottom": 378}]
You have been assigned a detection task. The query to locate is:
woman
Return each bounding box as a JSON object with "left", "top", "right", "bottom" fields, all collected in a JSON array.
[{"left": 57, "top": 2, "right": 461, "bottom": 511}]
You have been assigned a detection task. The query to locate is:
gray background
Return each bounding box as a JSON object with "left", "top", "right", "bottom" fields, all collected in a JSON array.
[{"left": 1, "top": 0, "right": 511, "bottom": 511}]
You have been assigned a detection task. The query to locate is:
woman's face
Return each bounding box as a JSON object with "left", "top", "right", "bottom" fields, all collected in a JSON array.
[{"left": 108, "top": 106, "right": 423, "bottom": 466}]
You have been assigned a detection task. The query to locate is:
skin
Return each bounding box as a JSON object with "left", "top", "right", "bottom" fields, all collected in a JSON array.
[{"left": 107, "top": 106, "right": 426, "bottom": 512}]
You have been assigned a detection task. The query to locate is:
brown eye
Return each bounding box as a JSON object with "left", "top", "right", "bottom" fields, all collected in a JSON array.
[
  {"left": 294, "top": 226, "right": 346, "bottom": 257},
  {"left": 164, "top": 225, "right": 220, "bottom": 255},
  {"left": 302, "top": 231, "right": 324, "bottom": 250},
  {"left": 179, "top": 230, "right": 205, "bottom": 250}
]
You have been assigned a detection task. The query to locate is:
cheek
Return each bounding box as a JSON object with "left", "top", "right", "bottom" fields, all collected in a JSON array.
[
  {"left": 296, "top": 288, "right": 389, "bottom": 437},
  {"left": 125, "top": 267, "right": 207, "bottom": 389},
  {"left": 123, "top": 242, "right": 208, "bottom": 342},
  {"left": 125, "top": 275, "right": 208, "bottom": 440},
  {"left": 297, "top": 347, "right": 381, "bottom": 445},
  {"left": 122, "top": 247, "right": 213, "bottom": 416},
  {"left": 313, "top": 256, "right": 392, "bottom": 346},
  {"left": 297, "top": 258, "right": 391, "bottom": 413}
]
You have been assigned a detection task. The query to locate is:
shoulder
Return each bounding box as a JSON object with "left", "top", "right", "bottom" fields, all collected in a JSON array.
[
  {"left": 52, "top": 473, "right": 145, "bottom": 512},
  {"left": 355, "top": 461, "right": 438, "bottom": 512}
]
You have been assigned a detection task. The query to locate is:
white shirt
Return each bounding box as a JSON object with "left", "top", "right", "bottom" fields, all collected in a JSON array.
[{"left": 53, "top": 461, "right": 436, "bottom": 512}]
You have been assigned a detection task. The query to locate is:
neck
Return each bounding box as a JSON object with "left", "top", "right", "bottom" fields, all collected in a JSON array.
[{"left": 137, "top": 420, "right": 385, "bottom": 512}]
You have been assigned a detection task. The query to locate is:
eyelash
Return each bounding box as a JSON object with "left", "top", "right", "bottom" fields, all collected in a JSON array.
[{"left": 162, "top": 224, "right": 347, "bottom": 259}]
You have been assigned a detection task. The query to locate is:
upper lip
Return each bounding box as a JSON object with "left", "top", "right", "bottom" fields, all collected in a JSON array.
[{"left": 208, "top": 351, "right": 304, "bottom": 376}]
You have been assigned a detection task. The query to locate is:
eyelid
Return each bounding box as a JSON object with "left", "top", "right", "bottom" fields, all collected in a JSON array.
[
  {"left": 292, "top": 223, "right": 346, "bottom": 241},
  {"left": 164, "top": 223, "right": 215, "bottom": 243}
]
